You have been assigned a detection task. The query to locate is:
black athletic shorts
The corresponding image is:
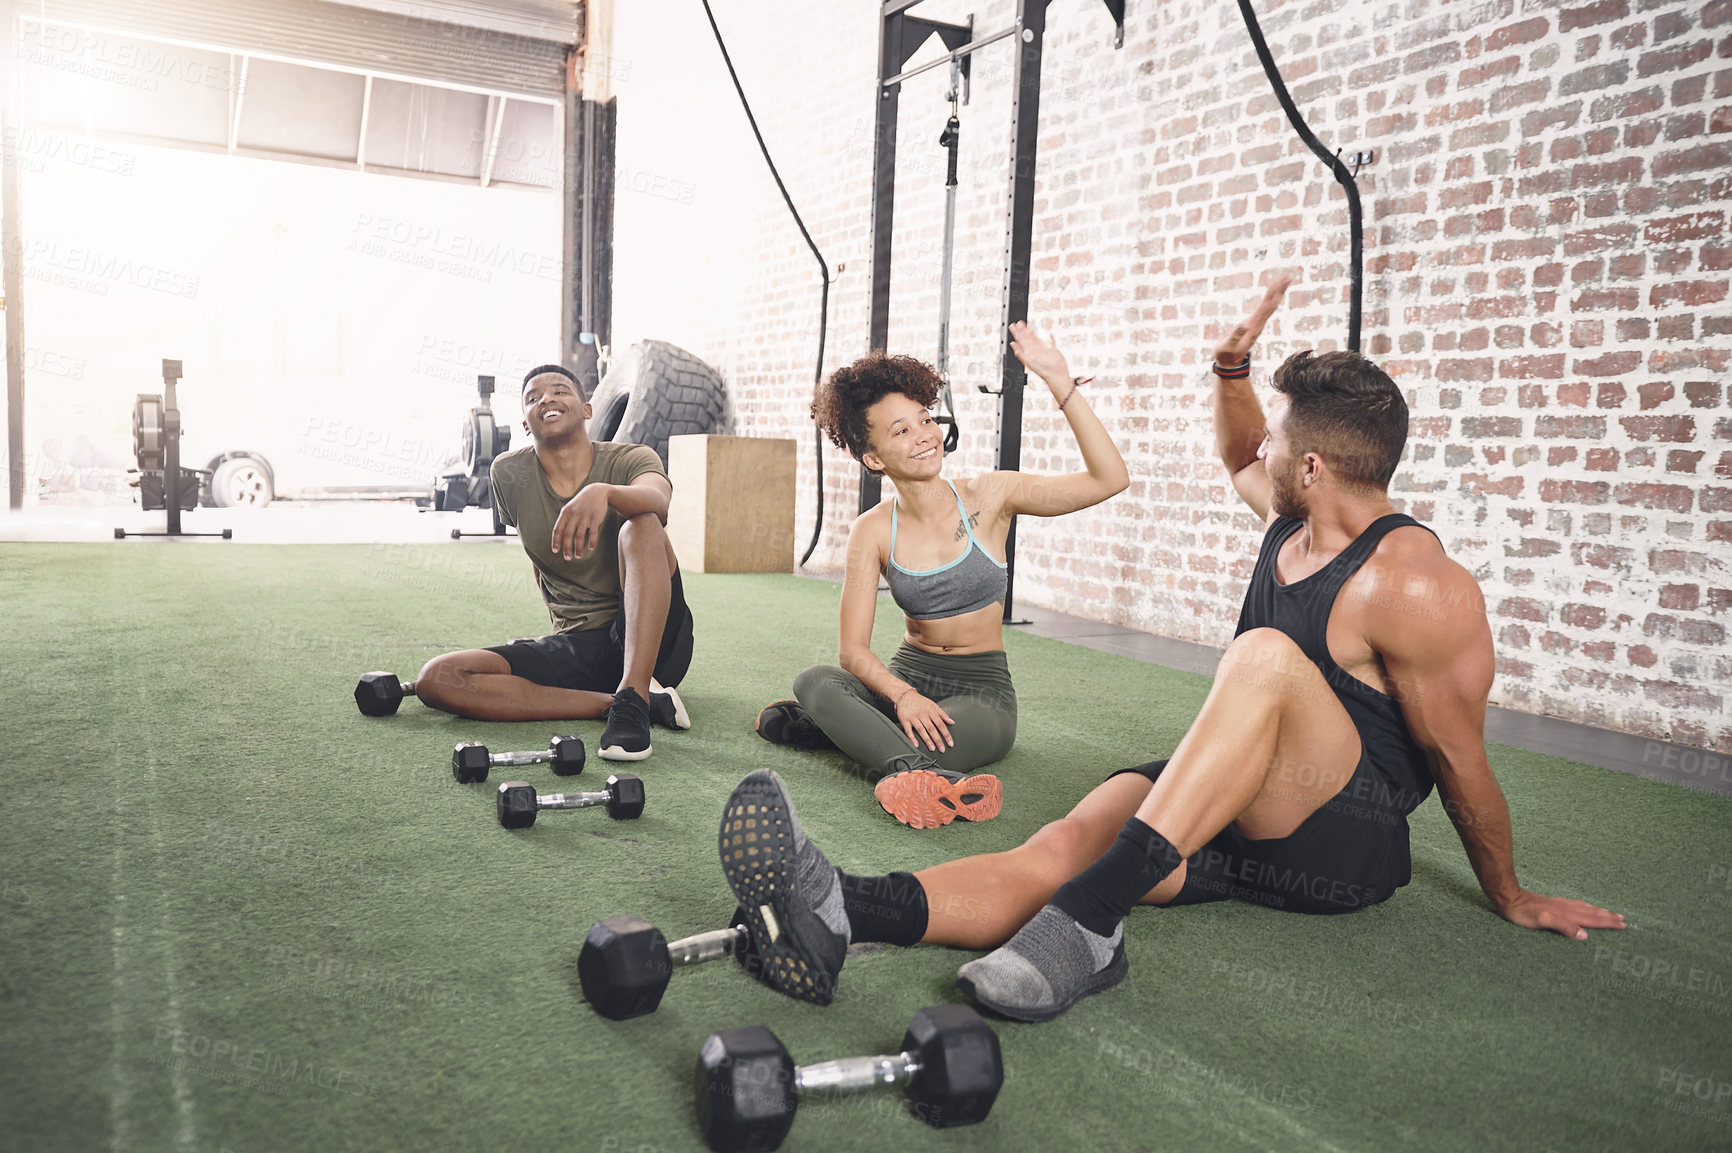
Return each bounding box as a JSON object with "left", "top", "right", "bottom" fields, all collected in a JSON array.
[
  {"left": 484, "top": 569, "right": 694, "bottom": 693},
  {"left": 1108, "top": 750, "right": 1412, "bottom": 915}
]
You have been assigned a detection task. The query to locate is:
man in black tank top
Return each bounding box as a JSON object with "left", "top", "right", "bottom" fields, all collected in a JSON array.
[{"left": 711, "top": 281, "right": 1625, "bottom": 1023}]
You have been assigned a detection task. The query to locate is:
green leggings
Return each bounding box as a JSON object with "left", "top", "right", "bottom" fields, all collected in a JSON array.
[{"left": 792, "top": 643, "right": 1018, "bottom": 780}]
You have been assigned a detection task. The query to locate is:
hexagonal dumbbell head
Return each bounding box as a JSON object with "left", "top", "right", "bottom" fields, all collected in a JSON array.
[
  {"left": 696, "top": 1026, "right": 797, "bottom": 1153},
  {"left": 549, "top": 734, "right": 586, "bottom": 777},
  {"left": 354, "top": 672, "right": 404, "bottom": 717},
  {"left": 578, "top": 915, "right": 673, "bottom": 1020},
  {"left": 605, "top": 773, "right": 646, "bottom": 819},
  {"left": 901, "top": 1004, "right": 1003, "bottom": 1130},
  {"left": 496, "top": 781, "right": 538, "bottom": 829},
  {"left": 452, "top": 741, "right": 492, "bottom": 784}
]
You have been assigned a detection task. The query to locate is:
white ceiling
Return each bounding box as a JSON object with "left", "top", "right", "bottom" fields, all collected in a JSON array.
[{"left": 325, "top": 0, "right": 580, "bottom": 43}]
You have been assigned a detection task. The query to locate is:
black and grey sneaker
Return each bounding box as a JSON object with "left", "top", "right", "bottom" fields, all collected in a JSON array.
[
  {"left": 600, "top": 687, "right": 654, "bottom": 761},
  {"left": 718, "top": 769, "right": 849, "bottom": 1006},
  {"left": 754, "top": 700, "right": 837, "bottom": 751},
  {"left": 647, "top": 681, "right": 691, "bottom": 730}
]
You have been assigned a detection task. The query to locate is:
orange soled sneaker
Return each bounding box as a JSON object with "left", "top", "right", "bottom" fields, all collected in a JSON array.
[{"left": 872, "top": 764, "right": 1003, "bottom": 829}]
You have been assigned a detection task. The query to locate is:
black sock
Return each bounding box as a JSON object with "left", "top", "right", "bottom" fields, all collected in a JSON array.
[
  {"left": 838, "top": 870, "right": 929, "bottom": 946},
  {"left": 1050, "top": 818, "right": 1183, "bottom": 936}
]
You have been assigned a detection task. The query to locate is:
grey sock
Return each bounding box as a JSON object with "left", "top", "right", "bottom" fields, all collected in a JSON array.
[
  {"left": 956, "top": 904, "right": 1125, "bottom": 1021},
  {"left": 774, "top": 770, "right": 851, "bottom": 946}
]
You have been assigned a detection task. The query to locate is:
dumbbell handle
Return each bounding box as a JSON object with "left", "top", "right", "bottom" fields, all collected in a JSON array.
[
  {"left": 489, "top": 748, "right": 556, "bottom": 768},
  {"left": 795, "top": 1051, "right": 920, "bottom": 1095},
  {"left": 538, "top": 789, "right": 611, "bottom": 810},
  {"left": 667, "top": 926, "right": 749, "bottom": 966}
]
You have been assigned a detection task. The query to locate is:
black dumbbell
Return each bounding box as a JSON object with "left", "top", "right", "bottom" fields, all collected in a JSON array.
[
  {"left": 580, "top": 910, "right": 755, "bottom": 1020},
  {"left": 496, "top": 775, "right": 644, "bottom": 828},
  {"left": 354, "top": 671, "right": 417, "bottom": 717},
  {"left": 451, "top": 735, "right": 585, "bottom": 783},
  {"left": 696, "top": 1005, "right": 1003, "bottom": 1153}
]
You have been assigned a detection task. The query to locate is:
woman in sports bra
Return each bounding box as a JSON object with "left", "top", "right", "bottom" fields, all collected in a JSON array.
[{"left": 756, "top": 321, "right": 1129, "bottom": 828}]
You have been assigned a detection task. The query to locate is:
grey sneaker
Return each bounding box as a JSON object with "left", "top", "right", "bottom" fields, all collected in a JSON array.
[{"left": 718, "top": 770, "right": 849, "bottom": 1005}]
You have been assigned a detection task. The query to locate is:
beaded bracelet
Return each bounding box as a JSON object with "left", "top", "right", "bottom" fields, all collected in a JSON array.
[{"left": 1059, "top": 375, "right": 1094, "bottom": 410}]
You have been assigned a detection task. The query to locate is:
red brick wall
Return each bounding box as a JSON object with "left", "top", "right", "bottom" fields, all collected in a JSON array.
[{"left": 613, "top": 0, "right": 1731, "bottom": 751}]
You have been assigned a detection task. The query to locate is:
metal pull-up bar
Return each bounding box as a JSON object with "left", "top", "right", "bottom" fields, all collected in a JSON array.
[{"left": 862, "top": 0, "right": 1124, "bottom": 623}]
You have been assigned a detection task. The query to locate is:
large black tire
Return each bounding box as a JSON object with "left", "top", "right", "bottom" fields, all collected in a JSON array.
[{"left": 586, "top": 340, "right": 726, "bottom": 466}]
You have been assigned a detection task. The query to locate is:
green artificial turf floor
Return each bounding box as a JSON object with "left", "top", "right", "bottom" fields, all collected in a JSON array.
[{"left": 1, "top": 542, "right": 1730, "bottom": 1153}]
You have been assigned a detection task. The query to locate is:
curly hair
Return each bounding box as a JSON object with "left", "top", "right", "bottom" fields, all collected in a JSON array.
[{"left": 810, "top": 352, "right": 943, "bottom": 464}]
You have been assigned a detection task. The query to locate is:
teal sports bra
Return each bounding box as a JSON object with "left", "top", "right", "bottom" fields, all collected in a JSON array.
[{"left": 884, "top": 480, "right": 1008, "bottom": 621}]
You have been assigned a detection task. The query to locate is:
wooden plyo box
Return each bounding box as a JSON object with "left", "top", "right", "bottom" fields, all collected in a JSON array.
[{"left": 666, "top": 435, "right": 797, "bottom": 573}]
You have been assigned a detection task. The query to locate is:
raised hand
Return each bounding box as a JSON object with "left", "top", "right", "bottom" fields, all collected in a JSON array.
[
  {"left": 1214, "top": 277, "right": 1292, "bottom": 369},
  {"left": 1008, "top": 320, "right": 1072, "bottom": 388},
  {"left": 1497, "top": 889, "right": 1627, "bottom": 940}
]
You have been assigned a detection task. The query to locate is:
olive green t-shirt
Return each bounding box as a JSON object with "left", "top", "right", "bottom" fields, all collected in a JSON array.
[{"left": 489, "top": 441, "right": 668, "bottom": 633}]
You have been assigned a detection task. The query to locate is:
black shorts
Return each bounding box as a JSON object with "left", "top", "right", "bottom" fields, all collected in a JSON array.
[
  {"left": 484, "top": 569, "right": 694, "bottom": 693},
  {"left": 1108, "top": 750, "right": 1413, "bottom": 915}
]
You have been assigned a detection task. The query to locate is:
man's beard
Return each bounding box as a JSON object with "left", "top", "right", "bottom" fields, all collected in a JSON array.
[{"left": 1269, "top": 460, "right": 1306, "bottom": 518}]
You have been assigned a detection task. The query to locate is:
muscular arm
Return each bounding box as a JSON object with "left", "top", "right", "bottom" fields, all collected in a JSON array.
[
  {"left": 601, "top": 473, "right": 672, "bottom": 523},
  {"left": 549, "top": 473, "right": 671, "bottom": 560},
  {"left": 1372, "top": 555, "right": 1625, "bottom": 939},
  {"left": 1212, "top": 279, "right": 1288, "bottom": 522},
  {"left": 1214, "top": 372, "right": 1273, "bottom": 522}
]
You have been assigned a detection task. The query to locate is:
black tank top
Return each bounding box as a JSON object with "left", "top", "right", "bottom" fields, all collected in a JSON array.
[{"left": 1235, "top": 514, "right": 1437, "bottom": 815}]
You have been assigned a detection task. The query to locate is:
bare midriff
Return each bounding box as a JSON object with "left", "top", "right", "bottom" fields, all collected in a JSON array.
[{"left": 903, "top": 601, "right": 1005, "bottom": 655}]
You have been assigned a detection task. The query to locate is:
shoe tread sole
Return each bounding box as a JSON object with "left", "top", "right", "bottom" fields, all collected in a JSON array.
[
  {"left": 718, "top": 776, "right": 842, "bottom": 1005},
  {"left": 874, "top": 771, "right": 1003, "bottom": 829}
]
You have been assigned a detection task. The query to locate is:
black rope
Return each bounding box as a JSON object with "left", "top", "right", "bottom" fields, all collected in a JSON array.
[
  {"left": 1236, "top": 0, "right": 1363, "bottom": 352},
  {"left": 698, "top": 0, "right": 832, "bottom": 565}
]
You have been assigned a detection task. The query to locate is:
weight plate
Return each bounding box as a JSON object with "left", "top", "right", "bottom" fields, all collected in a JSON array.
[
  {"left": 462, "top": 409, "right": 498, "bottom": 472},
  {"left": 133, "top": 394, "right": 164, "bottom": 470}
]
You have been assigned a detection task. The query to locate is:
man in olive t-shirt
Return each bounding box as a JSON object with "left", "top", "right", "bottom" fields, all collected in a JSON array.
[{"left": 413, "top": 364, "right": 694, "bottom": 761}]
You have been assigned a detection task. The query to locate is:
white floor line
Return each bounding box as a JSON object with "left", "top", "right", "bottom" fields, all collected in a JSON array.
[
  {"left": 109, "top": 692, "right": 198, "bottom": 1152},
  {"left": 1068, "top": 1014, "right": 1356, "bottom": 1153},
  {"left": 141, "top": 739, "right": 199, "bottom": 1152}
]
